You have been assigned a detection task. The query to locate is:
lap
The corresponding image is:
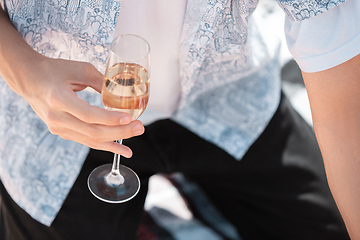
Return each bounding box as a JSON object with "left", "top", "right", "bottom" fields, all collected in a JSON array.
[
  {"left": 0, "top": 94, "right": 350, "bottom": 240},
  {"left": 125, "top": 93, "right": 349, "bottom": 239}
]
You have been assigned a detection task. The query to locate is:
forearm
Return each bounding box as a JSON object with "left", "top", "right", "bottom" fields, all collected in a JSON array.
[
  {"left": 303, "top": 54, "right": 360, "bottom": 239},
  {"left": 0, "top": 7, "right": 45, "bottom": 96}
]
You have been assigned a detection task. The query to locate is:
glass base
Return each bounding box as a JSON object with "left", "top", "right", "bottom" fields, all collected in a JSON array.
[{"left": 87, "top": 164, "right": 140, "bottom": 203}]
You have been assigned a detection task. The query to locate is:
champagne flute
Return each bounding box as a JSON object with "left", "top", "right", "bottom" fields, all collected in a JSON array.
[{"left": 87, "top": 34, "right": 150, "bottom": 203}]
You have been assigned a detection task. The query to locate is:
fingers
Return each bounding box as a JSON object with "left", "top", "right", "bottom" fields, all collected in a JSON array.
[
  {"left": 48, "top": 90, "right": 132, "bottom": 126},
  {"left": 59, "top": 127, "right": 134, "bottom": 158},
  {"left": 47, "top": 111, "right": 144, "bottom": 145},
  {"left": 47, "top": 62, "right": 132, "bottom": 126},
  {"left": 47, "top": 112, "right": 144, "bottom": 157}
]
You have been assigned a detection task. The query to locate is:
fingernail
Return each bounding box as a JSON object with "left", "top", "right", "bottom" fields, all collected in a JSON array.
[
  {"left": 120, "top": 115, "right": 131, "bottom": 124},
  {"left": 133, "top": 123, "right": 144, "bottom": 135}
]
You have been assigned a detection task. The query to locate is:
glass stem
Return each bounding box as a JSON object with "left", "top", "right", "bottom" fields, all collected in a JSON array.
[{"left": 105, "top": 139, "right": 125, "bottom": 186}]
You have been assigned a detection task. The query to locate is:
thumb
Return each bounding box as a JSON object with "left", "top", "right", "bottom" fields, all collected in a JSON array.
[{"left": 71, "top": 61, "right": 104, "bottom": 93}]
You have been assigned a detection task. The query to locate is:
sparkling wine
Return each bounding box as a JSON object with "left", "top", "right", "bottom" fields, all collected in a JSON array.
[{"left": 102, "top": 63, "right": 150, "bottom": 120}]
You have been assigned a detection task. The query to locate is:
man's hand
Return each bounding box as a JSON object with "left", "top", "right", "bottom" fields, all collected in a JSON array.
[
  {"left": 24, "top": 57, "right": 144, "bottom": 158},
  {"left": 0, "top": 7, "right": 144, "bottom": 158}
]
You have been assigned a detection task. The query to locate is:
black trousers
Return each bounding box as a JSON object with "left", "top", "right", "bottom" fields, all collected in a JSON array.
[{"left": 0, "top": 94, "right": 350, "bottom": 240}]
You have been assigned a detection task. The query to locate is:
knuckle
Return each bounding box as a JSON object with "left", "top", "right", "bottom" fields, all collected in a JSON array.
[
  {"left": 81, "top": 62, "right": 103, "bottom": 84},
  {"left": 43, "top": 112, "right": 66, "bottom": 137},
  {"left": 60, "top": 134, "right": 71, "bottom": 141},
  {"left": 80, "top": 62, "right": 96, "bottom": 77},
  {"left": 43, "top": 111, "right": 60, "bottom": 126},
  {"left": 107, "top": 114, "right": 121, "bottom": 126},
  {"left": 121, "top": 129, "right": 135, "bottom": 140},
  {"left": 86, "top": 127, "right": 103, "bottom": 143},
  {"left": 48, "top": 125, "right": 64, "bottom": 136},
  {"left": 46, "top": 90, "right": 62, "bottom": 109}
]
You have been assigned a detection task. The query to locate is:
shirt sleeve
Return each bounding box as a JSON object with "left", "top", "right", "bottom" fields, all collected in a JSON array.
[
  {"left": 282, "top": 0, "right": 360, "bottom": 72},
  {"left": 277, "top": 0, "right": 345, "bottom": 21}
]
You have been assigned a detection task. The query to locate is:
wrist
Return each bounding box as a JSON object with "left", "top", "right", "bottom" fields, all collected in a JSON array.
[{"left": 3, "top": 49, "right": 47, "bottom": 98}]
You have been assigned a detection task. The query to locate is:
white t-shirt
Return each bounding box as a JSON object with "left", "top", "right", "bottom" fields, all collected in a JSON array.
[{"left": 114, "top": 0, "right": 187, "bottom": 125}]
